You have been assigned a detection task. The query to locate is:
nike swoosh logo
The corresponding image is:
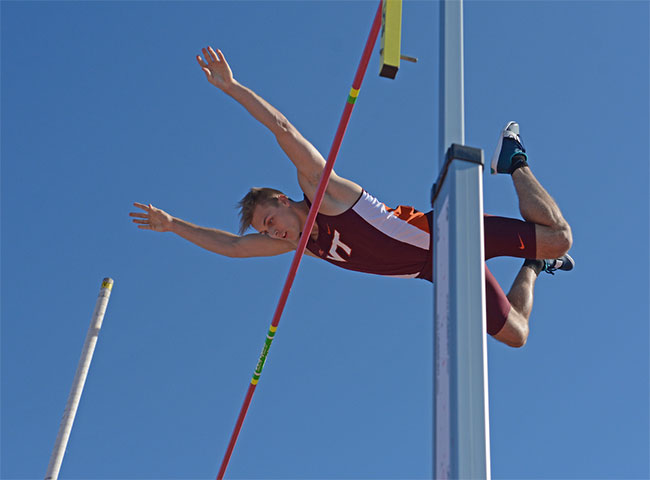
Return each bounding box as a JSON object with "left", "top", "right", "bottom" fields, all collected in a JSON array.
[{"left": 518, "top": 234, "right": 525, "bottom": 250}]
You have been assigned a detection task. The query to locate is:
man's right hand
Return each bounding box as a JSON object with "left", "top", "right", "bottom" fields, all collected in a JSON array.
[
  {"left": 130, "top": 203, "right": 174, "bottom": 232},
  {"left": 197, "top": 46, "right": 234, "bottom": 92}
]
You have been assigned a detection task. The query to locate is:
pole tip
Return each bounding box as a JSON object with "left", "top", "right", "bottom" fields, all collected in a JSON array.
[{"left": 101, "top": 278, "right": 114, "bottom": 290}]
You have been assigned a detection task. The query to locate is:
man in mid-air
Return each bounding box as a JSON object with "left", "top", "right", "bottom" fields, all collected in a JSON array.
[{"left": 130, "top": 46, "right": 573, "bottom": 348}]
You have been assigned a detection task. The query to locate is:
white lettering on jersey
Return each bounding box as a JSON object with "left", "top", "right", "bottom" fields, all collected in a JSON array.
[{"left": 326, "top": 230, "right": 352, "bottom": 262}]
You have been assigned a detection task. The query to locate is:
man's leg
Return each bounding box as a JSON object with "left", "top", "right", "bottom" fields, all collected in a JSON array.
[
  {"left": 511, "top": 166, "right": 572, "bottom": 259},
  {"left": 489, "top": 122, "right": 573, "bottom": 347},
  {"left": 492, "top": 260, "right": 538, "bottom": 347}
]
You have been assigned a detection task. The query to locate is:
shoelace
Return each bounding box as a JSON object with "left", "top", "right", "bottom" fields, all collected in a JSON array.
[{"left": 543, "top": 260, "right": 557, "bottom": 275}]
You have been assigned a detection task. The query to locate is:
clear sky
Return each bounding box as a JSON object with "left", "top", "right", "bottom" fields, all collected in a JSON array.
[{"left": 2, "top": 1, "right": 648, "bottom": 479}]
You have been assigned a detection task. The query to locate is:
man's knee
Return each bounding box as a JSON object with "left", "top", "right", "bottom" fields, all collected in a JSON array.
[
  {"left": 553, "top": 221, "right": 573, "bottom": 257},
  {"left": 538, "top": 221, "right": 572, "bottom": 259},
  {"left": 493, "top": 312, "right": 529, "bottom": 348},
  {"left": 506, "top": 326, "right": 529, "bottom": 348}
]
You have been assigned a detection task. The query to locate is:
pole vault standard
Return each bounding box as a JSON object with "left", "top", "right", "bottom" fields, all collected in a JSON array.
[
  {"left": 216, "top": 3, "right": 384, "bottom": 478},
  {"left": 433, "top": 0, "right": 491, "bottom": 478},
  {"left": 45, "top": 278, "right": 114, "bottom": 480}
]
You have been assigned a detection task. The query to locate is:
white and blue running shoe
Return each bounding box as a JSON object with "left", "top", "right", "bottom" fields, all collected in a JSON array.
[
  {"left": 491, "top": 121, "right": 528, "bottom": 174},
  {"left": 542, "top": 254, "right": 575, "bottom": 275}
]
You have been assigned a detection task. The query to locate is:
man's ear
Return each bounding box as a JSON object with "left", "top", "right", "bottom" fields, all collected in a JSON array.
[{"left": 278, "top": 194, "right": 290, "bottom": 206}]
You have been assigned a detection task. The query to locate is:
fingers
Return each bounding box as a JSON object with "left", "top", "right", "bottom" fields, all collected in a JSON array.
[
  {"left": 215, "top": 48, "right": 228, "bottom": 66},
  {"left": 130, "top": 211, "right": 151, "bottom": 226},
  {"left": 202, "top": 47, "right": 216, "bottom": 64},
  {"left": 131, "top": 203, "right": 153, "bottom": 229},
  {"left": 207, "top": 46, "right": 218, "bottom": 62},
  {"left": 132, "top": 216, "right": 153, "bottom": 229},
  {"left": 198, "top": 46, "right": 224, "bottom": 65},
  {"left": 132, "top": 214, "right": 155, "bottom": 230},
  {"left": 130, "top": 202, "right": 168, "bottom": 232},
  {"left": 209, "top": 46, "right": 219, "bottom": 62}
]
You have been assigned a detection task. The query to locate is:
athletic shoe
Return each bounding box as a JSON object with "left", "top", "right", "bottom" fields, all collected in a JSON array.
[
  {"left": 542, "top": 254, "right": 575, "bottom": 275},
  {"left": 491, "top": 121, "right": 528, "bottom": 174}
]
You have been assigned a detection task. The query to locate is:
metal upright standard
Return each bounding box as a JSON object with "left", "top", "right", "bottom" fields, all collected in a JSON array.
[
  {"left": 216, "top": 3, "right": 384, "bottom": 478},
  {"left": 45, "top": 278, "right": 114, "bottom": 480},
  {"left": 433, "top": 0, "right": 491, "bottom": 478}
]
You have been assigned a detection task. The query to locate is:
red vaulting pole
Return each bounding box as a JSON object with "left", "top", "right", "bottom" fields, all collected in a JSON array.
[{"left": 217, "top": 3, "right": 383, "bottom": 478}]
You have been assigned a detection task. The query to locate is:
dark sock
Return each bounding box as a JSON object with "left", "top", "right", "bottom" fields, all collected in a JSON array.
[{"left": 509, "top": 154, "right": 528, "bottom": 174}]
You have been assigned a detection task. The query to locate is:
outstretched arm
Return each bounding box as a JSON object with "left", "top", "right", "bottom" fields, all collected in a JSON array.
[
  {"left": 130, "top": 203, "right": 293, "bottom": 258},
  {"left": 197, "top": 48, "right": 292, "bottom": 138},
  {"left": 196, "top": 47, "right": 361, "bottom": 212}
]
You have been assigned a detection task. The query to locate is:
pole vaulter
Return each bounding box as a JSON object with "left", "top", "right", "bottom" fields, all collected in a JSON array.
[
  {"left": 127, "top": 0, "right": 576, "bottom": 475},
  {"left": 216, "top": 2, "right": 384, "bottom": 478}
]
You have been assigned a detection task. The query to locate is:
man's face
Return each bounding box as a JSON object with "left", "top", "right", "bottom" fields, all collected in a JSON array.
[{"left": 250, "top": 197, "right": 301, "bottom": 242}]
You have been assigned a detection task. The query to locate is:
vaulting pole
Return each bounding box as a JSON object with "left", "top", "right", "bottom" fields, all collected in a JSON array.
[
  {"left": 45, "top": 278, "right": 114, "bottom": 480},
  {"left": 216, "top": 3, "right": 384, "bottom": 478}
]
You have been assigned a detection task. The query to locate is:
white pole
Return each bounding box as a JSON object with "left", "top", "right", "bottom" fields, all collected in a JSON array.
[{"left": 45, "top": 278, "right": 114, "bottom": 480}]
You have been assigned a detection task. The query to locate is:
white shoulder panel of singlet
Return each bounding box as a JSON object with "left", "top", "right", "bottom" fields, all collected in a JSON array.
[{"left": 352, "top": 191, "right": 430, "bottom": 250}]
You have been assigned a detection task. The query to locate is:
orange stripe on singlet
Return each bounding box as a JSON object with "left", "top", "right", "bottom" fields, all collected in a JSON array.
[{"left": 386, "top": 205, "right": 430, "bottom": 234}]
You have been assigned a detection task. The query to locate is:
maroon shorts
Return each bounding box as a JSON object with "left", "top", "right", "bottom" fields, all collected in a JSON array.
[
  {"left": 420, "top": 214, "right": 537, "bottom": 336},
  {"left": 484, "top": 215, "right": 536, "bottom": 334}
]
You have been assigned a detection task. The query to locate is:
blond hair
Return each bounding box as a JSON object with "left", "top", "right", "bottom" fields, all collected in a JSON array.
[{"left": 237, "top": 187, "right": 286, "bottom": 234}]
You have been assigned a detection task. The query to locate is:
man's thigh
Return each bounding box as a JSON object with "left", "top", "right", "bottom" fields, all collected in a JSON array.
[{"left": 484, "top": 215, "right": 536, "bottom": 260}]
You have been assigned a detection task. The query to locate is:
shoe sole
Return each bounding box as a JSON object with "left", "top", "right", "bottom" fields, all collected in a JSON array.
[
  {"left": 560, "top": 253, "right": 575, "bottom": 271},
  {"left": 490, "top": 121, "right": 517, "bottom": 175}
]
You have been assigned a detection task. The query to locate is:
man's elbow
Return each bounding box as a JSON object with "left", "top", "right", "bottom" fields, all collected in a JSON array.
[{"left": 274, "top": 117, "right": 296, "bottom": 137}]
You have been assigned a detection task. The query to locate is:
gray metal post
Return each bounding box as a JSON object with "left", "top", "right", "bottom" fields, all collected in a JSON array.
[
  {"left": 438, "top": 0, "right": 464, "bottom": 162},
  {"left": 433, "top": 1, "right": 491, "bottom": 478}
]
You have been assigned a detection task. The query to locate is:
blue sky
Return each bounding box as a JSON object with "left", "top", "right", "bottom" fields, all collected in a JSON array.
[{"left": 2, "top": 1, "right": 648, "bottom": 479}]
